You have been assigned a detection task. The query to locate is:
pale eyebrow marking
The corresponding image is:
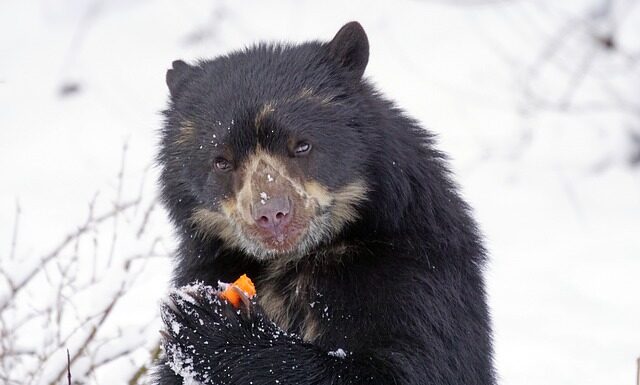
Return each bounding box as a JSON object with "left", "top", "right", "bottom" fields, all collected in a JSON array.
[{"left": 255, "top": 102, "right": 276, "bottom": 132}]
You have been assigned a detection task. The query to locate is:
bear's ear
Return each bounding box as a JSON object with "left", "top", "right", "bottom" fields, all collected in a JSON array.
[
  {"left": 327, "top": 21, "right": 369, "bottom": 80},
  {"left": 166, "top": 60, "right": 193, "bottom": 98}
]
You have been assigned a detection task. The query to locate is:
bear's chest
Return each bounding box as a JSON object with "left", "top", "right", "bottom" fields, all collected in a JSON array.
[
  {"left": 256, "top": 245, "right": 360, "bottom": 345},
  {"left": 257, "top": 261, "right": 337, "bottom": 344},
  {"left": 257, "top": 269, "right": 318, "bottom": 343}
]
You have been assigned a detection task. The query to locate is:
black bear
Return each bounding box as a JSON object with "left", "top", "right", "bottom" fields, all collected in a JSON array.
[{"left": 154, "top": 22, "right": 495, "bottom": 385}]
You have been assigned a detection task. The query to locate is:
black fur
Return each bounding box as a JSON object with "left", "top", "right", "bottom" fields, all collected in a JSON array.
[{"left": 154, "top": 21, "right": 495, "bottom": 385}]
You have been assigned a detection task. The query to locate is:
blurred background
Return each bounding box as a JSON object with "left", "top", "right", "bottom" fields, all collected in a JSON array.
[{"left": 1, "top": 0, "right": 639, "bottom": 384}]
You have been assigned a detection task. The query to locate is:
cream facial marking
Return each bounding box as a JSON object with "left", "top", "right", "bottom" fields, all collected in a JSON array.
[{"left": 188, "top": 145, "right": 369, "bottom": 259}]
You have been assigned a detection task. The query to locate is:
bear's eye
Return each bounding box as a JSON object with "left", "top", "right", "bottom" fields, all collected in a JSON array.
[
  {"left": 214, "top": 157, "right": 232, "bottom": 172},
  {"left": 294, "top": 142, "right": 312, "bottom": 157}
]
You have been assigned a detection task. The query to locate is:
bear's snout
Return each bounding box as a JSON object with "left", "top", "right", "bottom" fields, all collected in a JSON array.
[{"left": 251, "top": 195, "right": 292, "bottom": 237}]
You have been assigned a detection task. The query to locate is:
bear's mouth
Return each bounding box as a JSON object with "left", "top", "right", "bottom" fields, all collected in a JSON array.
[
  {"left": 190, "top": 180, "right": 367, "bottom": 260},
  {"left": 236, "top": 192, "right": 361, "bottom": 259},
  {"left": 244, "top": 211, "right": 310, "bottom": 254}
]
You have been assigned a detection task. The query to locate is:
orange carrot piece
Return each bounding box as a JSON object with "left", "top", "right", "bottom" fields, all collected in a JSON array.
[{"left": 220, "top": 274, "right": 256, "bottom": 307}]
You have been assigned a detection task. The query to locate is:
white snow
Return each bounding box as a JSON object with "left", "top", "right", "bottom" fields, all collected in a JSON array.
[
  {"left": 328, "top": 348, "right": 348, "bottom": 359},
  {"left": 170, "top": 282, "right": 207, "bottom": 306},
  {"left": 1, "top": 1, "right": 639, "bottom": 385},
  {"left": 163, "top": 342, "right": 205, "bottom": 385}
]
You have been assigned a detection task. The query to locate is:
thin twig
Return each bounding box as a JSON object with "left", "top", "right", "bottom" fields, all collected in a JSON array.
[
  {"left": 108, "top": 141, "right": 129, "bottom": 267},
  {"left": 67, "top": 349, "right": 71, "bottom": 385},
  {"left": 128, "top": 343, "right": 162, "bottom": 385},
  {"left": 558, "top": 38, "right": 600, "bottom": 109},
  {"left": 9, "top": 200, "right": 20, "bottom": 261},
  {"left": 136, "top": 198, "right": 158, "bottom": 239},
  {"left": 49, "top": 283, "right": 126, "bottom": 385}
]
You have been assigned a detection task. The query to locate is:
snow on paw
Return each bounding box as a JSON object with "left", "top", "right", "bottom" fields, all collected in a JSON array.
[
  {"left": 162, "top": 336, "right": 210, "bottom": 385},
  {"left": 160, "top": 282, "right": 241, "bottom": 340},
  {"left": 159, "top": 282, "right": 238, "bottom": 384}
]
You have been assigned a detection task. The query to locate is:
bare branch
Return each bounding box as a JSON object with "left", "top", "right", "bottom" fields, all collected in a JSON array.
[
  {"left": 66, "top": 349, "right": 71, "bottom": 385},
  {"left": 128, "top": 343, "right": 161, "bottom": 385},
  {"left": 0, "top": 198, "right": 140, "bottom": 315},
  {"left": 9, "top": 200, "right": 20, "bottom": 261},
  {"left": 136, "top": 198, "right": 158, "bottom": 239},
  {"left": 108, "top": 141, "right": 129, "bottom": 267},
  {"left": 49, "top": 282, "right": 126, "bottom": 385}
]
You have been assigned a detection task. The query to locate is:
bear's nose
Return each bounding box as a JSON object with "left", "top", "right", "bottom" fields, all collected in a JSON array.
[{"left": 252, "top": 196, "right": 291, "bottom": 234}]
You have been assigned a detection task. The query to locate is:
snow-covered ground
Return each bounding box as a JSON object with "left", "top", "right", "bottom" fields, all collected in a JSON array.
[{"left": 1, "top": 0, "right": 639, "bottom": 384}]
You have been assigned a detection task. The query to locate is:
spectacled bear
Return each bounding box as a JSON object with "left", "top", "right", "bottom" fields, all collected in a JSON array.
[{"left": 153, "top": 21, "right": 496, "bottom": 385}]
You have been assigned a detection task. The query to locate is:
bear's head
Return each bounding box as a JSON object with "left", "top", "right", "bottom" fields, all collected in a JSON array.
[{"left": 159, "top": 22, "right": 377, "bottom": 260}]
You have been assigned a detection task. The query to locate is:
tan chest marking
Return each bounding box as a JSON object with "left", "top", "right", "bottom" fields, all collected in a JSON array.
[{"left": 258, "top": 268, "right": 322, "bottom": 343}]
